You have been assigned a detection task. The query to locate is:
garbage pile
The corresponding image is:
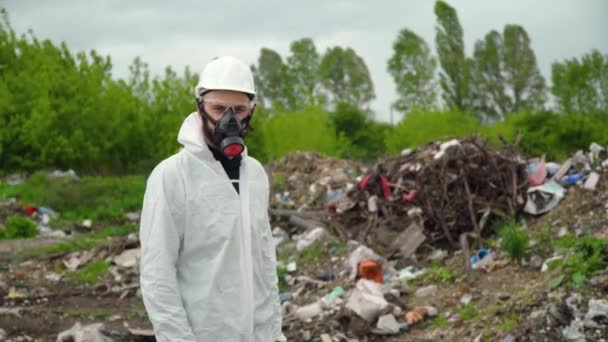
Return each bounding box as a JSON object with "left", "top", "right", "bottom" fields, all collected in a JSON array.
[
  {"left": 277, "top": 234, "right": 446, "bottom": 341},
  {"left": 266, "top": 152, "right": 364, "bottom": 210},
  {"left": 524, "top": 142, "right": 608, "bottom": 216},
  {"left": 325, "top": 136, "right": 529, "bottom": 254}
]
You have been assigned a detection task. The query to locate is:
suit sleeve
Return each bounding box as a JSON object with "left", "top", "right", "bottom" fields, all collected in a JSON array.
[
  {"left": 263, "top": 171, "right": 287, "bottom": 342},
  {"left": 139, "top": 162, "right": 197, "bottom": 341}
]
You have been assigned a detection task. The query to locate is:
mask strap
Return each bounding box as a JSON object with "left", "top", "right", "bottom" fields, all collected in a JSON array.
[{"left": 198, "top": 103, "right": 219, "bottom": 126}]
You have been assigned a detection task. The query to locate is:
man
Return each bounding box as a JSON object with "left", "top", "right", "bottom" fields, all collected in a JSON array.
[{"left": 139, "top": 56, "right": 285, "bottom": 341}]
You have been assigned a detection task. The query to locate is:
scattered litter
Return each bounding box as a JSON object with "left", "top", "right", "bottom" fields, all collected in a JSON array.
[
  {"left": 45, "top": 272, "right": 62, "bottom": 282},
  {"left": 560, "top": 173, "right": 586, "bottom": 187},
  {"left": 128, "top": 328, "right": 155, "bottom": 337},
  {"left": 125, "top": 212, "right": 140, "bottom": 222},
  {"left": 524, "top": 181, "right": 566, "bottom": 215},
  {"left": 528, "top": 156, "right": 547, "bottom": 186},
  {"left": 427, "top": 249, "right": 448, "bottom": 261},
  {"left": 0, "top": 307, "right": 22, "bottom": 317},
  {"left": 320, "top": 286, "right": 345, "bottom": 307},
  {"left": 357, "top": 259, "right": 383, "bottom": 284},
  {"left": 49, "top": 169, "right": 78, "bottom": 178},
  {"left": 583, "top": 172, "right": 599, "bottom": 190},
  {"left": 415, "top": 284, "right": 437, "bottom": 298},
  {"left": 296, "top": 227, "right": 326, "bottom": 251},
  {"left": 367, "top": 195, "right": 378, "bottom": 213},
  {"left": 405, "top": 306, "right": 429, "bottom": 325},
  {"left": 346, "top": 244, "right": 384, "bottom": 280},
  {"left": 392, "top": 222, "right": 426, "bottom": 259},
  {"left": 471, "top": 248, "right": 493, "bottom": 270},
  {"left": 460, "top": 294, "right": 473, "bottom": 305},
  {"left": 583, "top": 299, "right": 608, "bottom": 329},
  {"left": 56, "top": 322, "right": 105, "bottom": 342},
  {"left": 551, "top": 159, "right": 572, "bottom": 181},
  {"left": 434, "top": 139, "right": 461, "bottom": 160},
  {"left": 273, "top": 227, "right": 289, "bottom": 247},
  {"left": 294, "top": 302, "right": 323, "bottom": 321},
  {"left": 398, "top": 266, "right": 427, "bottom": 281},
  {"left": 63, "top": 250, "right": 95, "bottom": 271},
  {"left": 82, "top": 219, "right": 93, "bottom": 229},
  {"left": 287, "top": 261, "right": 297, "bottom": 273},
  {"left": 346, "top": 279, "right": 389, "bottom": 322},
  {"left": 375, "top": 314, "right": 400, "bottom": 334},
  {"left": 542, "top": 256, "right": 564, "bottom": 272},
  {"left": 320, "top": 333, "right": 332, "bottom": 342},
  {"left": 562, "top": 319, "right": 585, "bottom": 341},
  {"left": 8, "top": 287, "right": 27, "bottom": 299},
  {"left": 279, "top": 292, "right": 292, "bottom": 303},
  {"left": 113, "top": 248, "right": 141, "bottom": 268}
]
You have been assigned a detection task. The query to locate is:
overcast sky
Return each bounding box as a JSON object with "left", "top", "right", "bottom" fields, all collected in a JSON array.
[{"left": 3, "top": 0, "right": 607, "bottom": 122}]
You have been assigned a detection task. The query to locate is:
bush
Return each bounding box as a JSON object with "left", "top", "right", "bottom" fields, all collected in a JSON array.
[
  {"left": 499, "top": 220, "right": 529, "bottom": 265},
  {"left": 1, "top": 215, "right": 38, "bottom": 240},
  {"left": 484, "top": 111, "right": 608, "bottom": 160},
  {"left": 330, "top": 103, "right": 389, "bottom": 161},
  {"left": 385, "top": 109, "right": 480, "bottom": 154},
  {"left": 549, "top": 235, "right": 608, "bottom": 289},
  {"left": 262, "top": 106, "right": 340, "bottom": 160}
]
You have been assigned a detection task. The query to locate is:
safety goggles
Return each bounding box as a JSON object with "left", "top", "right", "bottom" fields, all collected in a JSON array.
[{"left": 199, "top": 98, "right": 254, "bottom": 117}]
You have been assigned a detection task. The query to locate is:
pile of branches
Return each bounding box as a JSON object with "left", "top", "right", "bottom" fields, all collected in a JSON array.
[{"left": 327, "top": 136, "right": 528, "bottom": 251}]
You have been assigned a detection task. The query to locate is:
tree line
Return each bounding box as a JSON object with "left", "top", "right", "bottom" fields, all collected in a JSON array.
[{"left": 0, "top": 2, "right": 606, "bottom": 175}]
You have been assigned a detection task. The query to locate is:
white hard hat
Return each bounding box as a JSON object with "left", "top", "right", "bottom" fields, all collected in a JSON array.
[{"left": 195, "top": 56, "right": 255, "bottom": 101}]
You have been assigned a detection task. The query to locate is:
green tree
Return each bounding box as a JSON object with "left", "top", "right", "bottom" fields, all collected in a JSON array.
[
  {"left": 472, "top": 26, "right": 546, "bottom": 121},
  {"left": 286, "top": 38, "right": 322, "bottom": 109},
  {"left": 319, "top": 47, "right": 375, "bottom": 109},
  {"left": 251, "top": 48, "right": 288, "bottom": 109},
  {"left": 551, "top": 49, "right": 608, "bottom": 114},
  {"left": 502, "top": 25, "right": 546, "bottom": 113},
  {"left": 471, "top": 30, "right": 505, "bottom": 121},
  {"left": 434, "top": 0, "right": 472, "bottom": 111},
  {"left": 388, "top": 28, "right": 437, "bottom": 114}
]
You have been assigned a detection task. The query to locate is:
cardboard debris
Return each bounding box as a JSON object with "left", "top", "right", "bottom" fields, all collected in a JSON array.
[
  {"left": 113, "top": 248, "right": 141, "bottom": 268},
  {"left": 56, "top": 322, "right": 105, "bottom": 342},
  {"left": 63, "top": 250, "right": 96, "bottom": 271}
]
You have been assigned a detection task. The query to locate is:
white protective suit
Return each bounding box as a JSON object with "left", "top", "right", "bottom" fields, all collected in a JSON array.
[{"left": 139, "top": 112, "right": 285, "bottom": 341}]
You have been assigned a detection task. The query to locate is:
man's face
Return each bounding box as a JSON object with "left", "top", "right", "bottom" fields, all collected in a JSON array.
[
  {"left": 198, "top": 90, "right": 253, "bottom": 147},
  {"left": 199, "top": 90, "right": 252, "bottom": 124}
]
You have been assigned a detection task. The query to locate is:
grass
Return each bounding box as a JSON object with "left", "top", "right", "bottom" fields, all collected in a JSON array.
[
  {"left": 459, "top": 302, "right": 479, "bottom": 321},
  {"left": 67, "top": 260, "right": 110, "bottom": 284},
  {"left": 273, "top": 173, "right": 286, "bottom": 191},
  {"left": 297, "top": 240, "right": 324, "bottom": 264},
  {"left": 499, "top": 318, "right": 517, "bottom": 331},
  {"left": 0, "top": 215, "right": 37, "bottom": 240},
  {"left": 277, "top": 265, "right": 288, "bottom": 292},
  {"left": 327, "top": 239, "right": 347, "bottom": 253},
  {"left": 499, "top": 220, "right": 529, "bottom": 265},
  {"left": 548, "top": 234, "right": 608, "bottom": 289},
  {"left": 409, "top": 260, "right": 454, "bottom": 285},
  {"left": 535, "top": 223, "right": 554, "bottom": 255},
  {"left": 25, "top": 224, "right": 137, "bottom": 257},
  {"left": 0, "top": 173, "right": 145, "bottom": 222},
  {"left": 431, "top": 315, "right": 449, "bottom": 328}
]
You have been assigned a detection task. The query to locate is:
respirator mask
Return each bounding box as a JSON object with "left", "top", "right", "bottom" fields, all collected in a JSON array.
[{"left": 198, "top": 98, "right": 254, "bottom": 157}]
